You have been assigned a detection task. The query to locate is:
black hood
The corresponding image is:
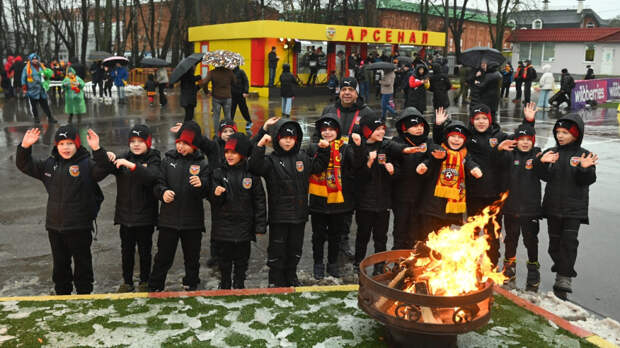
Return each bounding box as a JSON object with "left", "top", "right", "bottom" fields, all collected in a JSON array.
[
  {"left": 268, "top": 118, "right": 303, "bottom": 155},
  {"left": 431, "top": 63, "right": 442, "bottom": 75},
  {"left": 554, "top": 113, "right": 585, "bottom": 146},
  {"left": 315, "top": 114, "right": 342, "bottom": 139},
  {"left": 395, "top": 107, "right": 429, "bottom": 144},
  {"left": 282, "top": 64, "right": 291, "bottom": 73},
  {"left": 414, "top": 64, "right": 429, "bottom": 78}
]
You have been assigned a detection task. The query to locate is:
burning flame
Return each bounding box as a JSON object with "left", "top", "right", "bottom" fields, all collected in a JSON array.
[{"left": 404, "top": 192, "right": 508, "bottom": 296}]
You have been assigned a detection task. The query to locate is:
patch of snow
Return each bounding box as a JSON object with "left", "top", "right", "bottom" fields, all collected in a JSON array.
[
  {"left": 272, "top": 297, "right": 294, "bottom": 308},
  {"left": 253, "top": 307, "right": 273, "bottom": 325}
]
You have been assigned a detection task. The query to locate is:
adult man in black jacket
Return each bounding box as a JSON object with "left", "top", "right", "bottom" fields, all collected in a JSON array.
[
  {"left": 522, "top": 60, "right": 537, "bottom": 104},
  {"left": 268, "top": 47, "right": 278, "bottom": 87},
  {"left": 471, "top": 61, "right": 502, "bottom": 118},
  {"left": 89, "top": 61, "right": 105, "bottom": 99},
  {"left": 231, "top": 67, "right": 252, "bottom": 129}
]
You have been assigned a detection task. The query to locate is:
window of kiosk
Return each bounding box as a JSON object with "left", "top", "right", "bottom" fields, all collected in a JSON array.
[
  {"left": 297, "top": 41, "right": 327, "bottom": 74},
  {"left": 367, "top": 44, "right": 395, "bottom": 61},
  {"left": 397, "top": 45, "right": 420, "bottom": 58}
]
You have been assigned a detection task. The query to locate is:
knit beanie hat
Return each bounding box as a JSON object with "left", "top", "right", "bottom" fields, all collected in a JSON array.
[
  {"left": 277, "top": 122, "right": 299, "bottom": 140},
  {"left": 224, "top": 133, "right": 252, "bottom": 157},
  {"left": 554, "top": 119, "right": 580, "bottom": 140},
  {"left": 218, "top": 119, "right": 238, "bottom": 137},
  {"left": 54, "top": 125, "right": 81, "bottom": 148},
  {"left": 444, "top": 121, "right": 470, "bottom": 144},
  {"left": 359, "top": 114, "right": 385, "bottom": 139},
  {"left": 470, "top": 104, "right": 492, "bottom": 125},
  {"left": 340, "top": 77, "right": 358, "bottom": 90},
  {"left": 129, "top": 124, "right": 152, "bottom": 148},
  {"left": 316, "top": 115, "right": 341, "bottom": 138},
  {"left": 175, "top": 121, "right": 202, "bottom": 150},
  {"left": 514, "top": 124, "right": 536, "bottom": 144}
]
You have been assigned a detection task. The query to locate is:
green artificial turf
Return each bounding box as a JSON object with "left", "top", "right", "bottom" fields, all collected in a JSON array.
[{"left": 0, "top": 291, "right": 597, "bottom": 347}]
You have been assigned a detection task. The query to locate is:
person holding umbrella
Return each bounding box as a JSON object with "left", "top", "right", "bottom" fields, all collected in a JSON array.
[
  {"left": 113, "top": 62, "right": 129, "bottom": 104},
  {"left": 470, "top": 59, "right": 502, "bottom": 118},
  {"left": 89, "top": 60, "right": 105, "bottom": 101},
  {"left": 202, "top": 66, "right": 236, "bottom": 130},
  {"left": 179, "top": 69, "right": 201, "bottom": 121}
]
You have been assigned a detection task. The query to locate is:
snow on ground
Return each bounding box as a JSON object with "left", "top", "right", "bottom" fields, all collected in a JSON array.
[{"left": 512, "top": 289, "right": 620, "bottom": 345}]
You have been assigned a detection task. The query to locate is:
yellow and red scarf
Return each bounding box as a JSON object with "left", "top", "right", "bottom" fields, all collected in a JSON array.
[
  {"left": 26, "top": 61, "right": 46, "bottom": 83},
  {"left": 434, "top": 144, "right": 467, "bottom": 213},
  {"left": 309, "top": 139, "right": 344, "bottom": 204}
]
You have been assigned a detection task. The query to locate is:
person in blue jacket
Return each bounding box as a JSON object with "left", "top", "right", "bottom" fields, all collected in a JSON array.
[
  {"left": 113, "top": 62, "right": 129, "bottom": 104},
  {"left": 21, "top": 53, "right": 58, "bottom": 124}
]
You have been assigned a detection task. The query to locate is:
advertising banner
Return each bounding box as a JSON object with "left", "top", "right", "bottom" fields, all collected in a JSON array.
[{"left": 572, "top": 79, "right": 608, "bottom": 109}]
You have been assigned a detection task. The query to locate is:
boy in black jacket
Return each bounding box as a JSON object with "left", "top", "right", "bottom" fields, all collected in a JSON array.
[
  {"left": 308, "top": 114, "right": 364, "bottom": 280},
  {"left": 149, "top": 121, "right": 210, "bottom": 291},
  {"left": 495, "top": 124, "right": 544, "bottom": 291},
  {"left": 250, "top": 117, "right": 330, "bottom": 287},
  {"left": 209, "top": 133, "right": 266, "bottom": 289},
  {"left": 107, "top": 125, "right": 161, "bottom": 292},
  {"left": 537, "top": 114, "right": 597, "bottom": 300},
  {"left": 419, "top": 116, "right": 482, "bottom": 240},
  {"left": 17, "top": 125, "right": 113, "bottom": 295}
]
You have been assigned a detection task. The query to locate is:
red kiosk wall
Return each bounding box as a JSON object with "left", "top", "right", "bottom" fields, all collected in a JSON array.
[
  {"left": 251, "top": 38, "right": 266, "bottom": 86},
  {"left": 360, "top": 44, "right": 368, "bottom": 60}
]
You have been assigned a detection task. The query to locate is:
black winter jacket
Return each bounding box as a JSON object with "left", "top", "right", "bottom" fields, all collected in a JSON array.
[
  {"left": 249, "top": 121, "right": 329, "bottom": 224},
  {"left": 16, "top": 145, "right": 113, "bottom": 232},
  {"left": 538, "top": 114, "right": 596, "bottom": 224},
  {"left": 154, "top": 150, "right": 210, "bottom": 231},
  {"left": 280, "top": 69, "right": 297, "bottom": 98},
  {"left": 321, "top": 99, "right": 373, "bottom": 139},
  {"left": 209, "top": 161, "right": 266, "bottom": 242},
  {"left": 179, "top": 71, "right": 201, "bottom": 107},
  {"left": 405, "top": 64, "right": 429, "bottom": 113},
  {"left": 355, "top": 140, "right": 404, "bottom": 212},
  {"left": 496, "top": 147, "right": 544, "bottom": 218},
  {"left": 428, "top": 66, "right": 451, "bottom": 109},
  {"left": 471, "top": 69, "right": 501, "bottom": 114},
  {"left": 231, "top": 68, "right": 249, "bottom": 95},
  {"left": 112, "top": 149, "right": 161, "bottom": 227}
]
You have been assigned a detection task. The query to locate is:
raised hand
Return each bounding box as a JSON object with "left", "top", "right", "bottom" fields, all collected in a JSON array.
[
  {"left": 189, "top": 175, "right": 202, "bottom": 188},
  {"left": 435, "top": 107, "right": 448, "bottom": 125},
  {"left": 351, "top": 133, "right": 361, "bottom": 146},
  {"left": 318, "top": 139, "right": 329, "bottom": 148},
  {"left": 170, "top": 122, "right": 182, "bottom": 134},
  {"left": 214, "top": 186, "right": 226, "bottom": 196},
  {"left": 470, "top": 167, "right": 483, "bottom": 179},
  {"left": 258, "top": 134, "right": 272, "bottom": 147},
  {"left": 21, "top": 128, "right": 41, "bottom": 148},
  {"left": 416, "top": 163, "right": 428, "bottom": 175},
  {"left": 580, "top": 152, "right": 598, "bottom": 168},
  {"left": 163, "top": 190, "right": 175, "bottom": 203},
  {"left": 540, "top": 151, "right": 559, "bottom": 163},
  {"left": 498, "top": 139, "right": 517, "bottom": 152},
  {"left": 87, "top": 129, "right": 100, "bottom": 151},
  {"left": 263, "top": 117, "right": 281, "bottom": 131},
  {"left": 523, "top": 102, "right": 538, "bottom": 122}
]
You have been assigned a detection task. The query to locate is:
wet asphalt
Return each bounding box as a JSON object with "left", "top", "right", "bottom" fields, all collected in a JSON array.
[{"left": 0, "top": 87, "right": 618, "bottom": 320}]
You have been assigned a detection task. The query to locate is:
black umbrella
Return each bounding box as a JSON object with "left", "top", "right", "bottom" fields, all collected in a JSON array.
[
  {"left": 365, "top": 61, "right": 396, "bottom": 70},
  {"left": 87, "top": 51, "right": 112, "bottom": 61},
  {"left": 460, "top": 47, "right": 505, "bottom": 68},
  {"left": 140, "top": 57, "right": 169, "bottom": 67},
  {"left": 169, "top": 53, "right": 205, "bottom": 85}
]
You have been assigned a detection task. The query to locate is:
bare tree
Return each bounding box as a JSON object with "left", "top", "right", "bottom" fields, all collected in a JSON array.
[{"left": 485, "top": 0, "right": 520, "bottom": 50}]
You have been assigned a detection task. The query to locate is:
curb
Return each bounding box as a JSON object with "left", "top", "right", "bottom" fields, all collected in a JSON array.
[{"left": 493, "top": 285, "right": 618, "bottom": 348}]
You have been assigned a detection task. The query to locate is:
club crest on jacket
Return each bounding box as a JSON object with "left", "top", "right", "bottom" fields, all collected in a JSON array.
[
  {"left": 242, "top": 177, "right": 252, "bottom": 189},
  {"left": 489, "top": 138, "right": 498, "bottom": 148},
  {"left": 525, "top": 159, "right": 533, "bottom": 170},
  {"left": 69, "top": 165, "right": 80, "bottom": 177},
  {"left": 296, "top": 161, "right": 304, "bottom": 172},
  {"left": 378, "top": 153, "right": 386, "bottom": 164},
  {"left": 189, "top": 164, "right": 200, "bottom": 175},
  {"left": 439, "top": 167, "right": 458, "bottom": 186},
  {"left": 570, "top": 156, "right": 581, "bottom": 167}
]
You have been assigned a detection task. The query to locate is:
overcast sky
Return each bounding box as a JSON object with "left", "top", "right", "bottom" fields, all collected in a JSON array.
[{"left": 467, "top": 0, "right": 620, "bottom": 20}]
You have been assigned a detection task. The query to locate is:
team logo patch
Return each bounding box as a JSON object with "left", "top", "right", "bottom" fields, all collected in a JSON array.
[
  {"left": 513, "top": 160, "right": 520, "bottom": 166},
  {"left": 69, "top": 165, "right": 80, "bottom": 177},
  {"left": 189, "top": 164, "right": 200, "bottom": 175},
  {"left": 242, "top": 178, "right": 252, "bottom": 189},
  {"left": 296, "top": 161, "right": 304, "bottom": 172},
  {"left": 525, "top": 159, "right": 533, "bottom": 170},
  {"left": 378, "top": 153, "right": 386, "bottom": 165},
  {"left": 570, "top": 156, "right": 581, "bottom": 167},
  {"left": 439, "top": 166, "right": 458, "bottom": 186},
  {"left": 489, "top": 138, "right": 498, "bottom": 148},
  {"left": 326, "top": 27, "right": 336, "bottom": 40}
]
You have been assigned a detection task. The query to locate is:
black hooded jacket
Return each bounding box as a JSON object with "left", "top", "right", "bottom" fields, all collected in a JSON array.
[
  {"left": 428, "top": 64, "right": 452, "bottom": 109},
  {"left": 392, "top": 109, "right": 435, "bottom": 204},
  {"left": 154, "top": 149, "right": 210, "bottom": 231},
  {"left": 321, "top": 98, "right": 373, "bottom": 139},
  {"left": 496, "top": 146, "right": 544, "bottom": 218},
  {"left": 308, "top": 114, "right": 365, "bottom": 214},
  {"left": 208, "top": 160, "right": 267, "bottom": 242},
  {"left": 537, "top": 114, "right": 596, "bottom": 224},
  {"left": 405, "top": 64, "right": 429, "bottom": 113},
  {"left": 112, "top": 149, "right": 161, "bottom": 227},
  {"left": 279, "top": 64, "right": 297, "bottom": 98},
  {"left": 249, "top": 120, "right": 330, "bottom": 224},
  {"left": 231, "top": 67, "right": 249, "bottom": 95},
  {"left": 16, "top": 145, "right": 113, "bottom": 232},
  {"left": 470, "top": 67, "right": 501, "bottom": 114}
]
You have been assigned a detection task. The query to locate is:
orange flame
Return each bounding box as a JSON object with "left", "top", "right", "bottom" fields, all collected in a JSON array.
[{"left": 405, "top": 192, "right": 508, "bottom": 296}]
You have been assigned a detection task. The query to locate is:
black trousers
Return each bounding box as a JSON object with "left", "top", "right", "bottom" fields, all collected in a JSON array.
[
  {"left": 92, "top": 80, "right": 103, "bottom": 97},
  {"left": 183, "top": 106, "right": 195, "bottom": 121},
  {"left": 48, "top": 230, "right": 93, "bottom": 295},
  {"left": 28, "top": 97, "right": 52, "bottom": 121},
  {"left": 268, "top": 222, "right": 305, "bottom": 286},
  {"left": 120, "top": 225, "right": 154, "bottom": 285},
  {"left": 392, "top": 201, "right": 424, "bottom": 250},
  {"left": 354, "top": 210, "right": 390, "bottom": 265},
  {"left": 149, "top": 228, "right": 202, "bottom": 290},
  {"left": 420, "top": 215, "right": 461, "bottom": 242},
  {"left": 547, "top": 217, "right": 580, "bottom": 277},
  {"left": 503, "top": 215, "right": 539, "bottom": 262},
  {"left": 467, "top": 196, "right": 502, "bottom": 267},
  {"left": 231, "top": 93, "right": 251, "bottom": 122},
  {"left": 523, "top": 80, "right": 532, "bottom": 103},
  {"left": 501, "top": 81, "right": 510, "bottom": 98},
  {"left": 158, "top": 84, "right": 167, "bottom": 106},
  {"left": 514, "top": 80, "right": 523, "bottom": 100},
  {"left": 104, "top": 82, "right": 113, "bottom": 97},
  {"left": 214, "top": 240, "right": 251, "bottom": 289},
  {"left": 311, "top": 212, "right": 345, "bottom": 265},
  {"left": 307, "top": 68, "right": 318, "bottom": 86}
]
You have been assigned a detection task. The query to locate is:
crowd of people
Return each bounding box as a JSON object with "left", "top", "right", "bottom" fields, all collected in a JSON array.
[{"left": 15, "top": 65, "right": 598, "bottom": 301}]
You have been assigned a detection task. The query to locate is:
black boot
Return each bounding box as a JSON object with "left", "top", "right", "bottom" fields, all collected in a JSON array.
[
  {"left": 218, "top": 261, "right": 232, "bottom": 289},
  {"left": 526, "top": 261, "right": 541, "bottom": 292},
  {"left": 68, "top": 114, "right": 73, "bottom": 123},
  {"left": 502, "top": 258, "right": 516, "bottom": 288},
  {"left": 326, "top": 263, "right": 341, "bottom": 278},
  {"left": 313, "top": 263, "right": 325, "bottom": 280},
  {"left": 286, "top": 268, "right": 301, "bottom": 287},
  {"left": 553, "top": 274, "right": 571, "bottom": 300},
  {"left": 233, "top": 262, "right": 248, "bottom": 289}
]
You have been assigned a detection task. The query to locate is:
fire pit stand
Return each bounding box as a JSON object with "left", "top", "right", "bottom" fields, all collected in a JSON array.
[{"left": 358, "top": 250, "right": 495, "bottom": 348}]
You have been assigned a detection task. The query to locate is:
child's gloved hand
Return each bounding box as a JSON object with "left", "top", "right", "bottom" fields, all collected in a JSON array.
[
  {"left": 189, "top": 175, "right": 202, "bottom": 187},
  {"left": 498, "top": 139, "right": 517, "bottom": 152},
  {"left": 384, "top": 162, "right": 394, "bottom": 175},
  {"left": 416, "top": 163, "right": 428, "bottom": 175},
  {"left": 107, "top": 152, "right": 117, "bottom": 162},
  {"left": 86, "top": 129, "right": 101, "bottom": 151},
  {"left": 540, "top": 151, "right": 559, "bottom": 163},
  {"left": 21, "top": 128, "right": 40, "bottom": 148},
  {"left": 163, "top": 190, "right": 175, "bottom": 203},
  {"left": 580, "top": 152, "right": 598, "bottom": 168},
  {"left": 318, "top": 139, "right": 329, "bottom": 148},
  {"left": 350, "top": 133, "right": 361, "bottom": 146},
  {"left": 214, "top": 186, "right": 226, "bottom": 196},
  {"left": 258, "top": 134, "right": 272, "bottom": 147},
  {"left": 470, "top": 167, "right": 483, "bottom": 179}
]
